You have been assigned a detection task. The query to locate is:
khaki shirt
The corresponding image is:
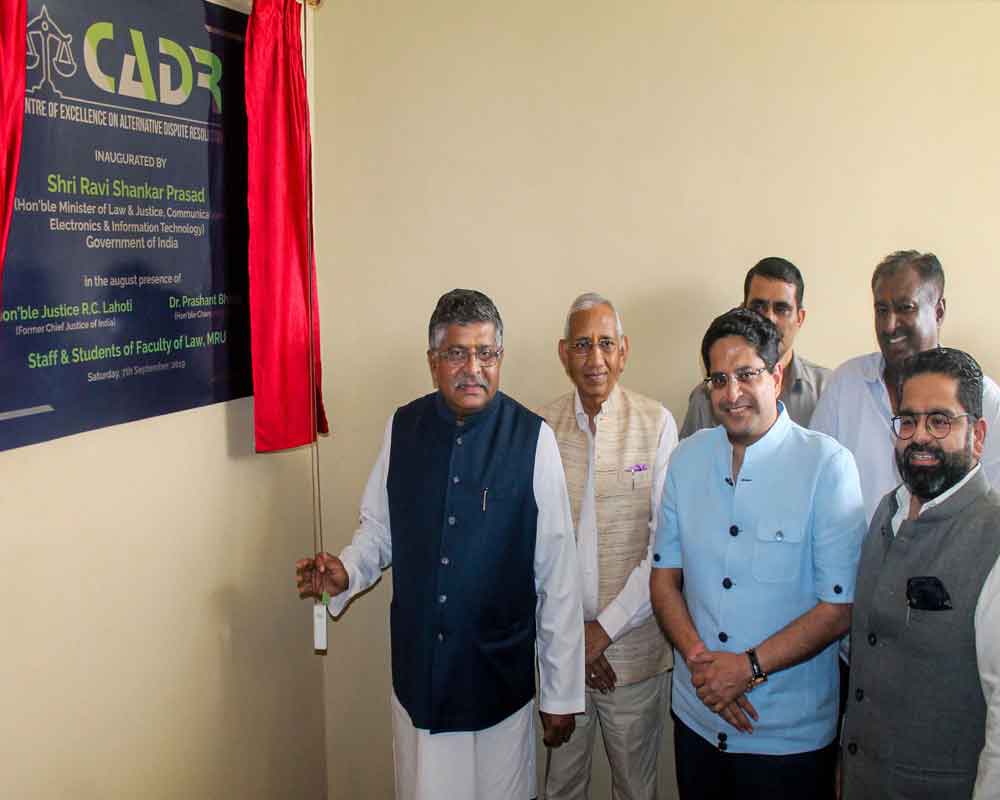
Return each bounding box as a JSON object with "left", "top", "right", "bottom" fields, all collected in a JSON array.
[{"left": 679, "top": 351, "right": 831, "bottom": 438}]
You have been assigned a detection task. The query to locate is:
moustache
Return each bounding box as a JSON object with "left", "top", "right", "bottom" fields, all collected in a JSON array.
[
  {"left": 902, "top": 441, "right": 943, "bottom": 465},
  {"left": 453, "top": 375, "right": 489, "bottom": 390}
]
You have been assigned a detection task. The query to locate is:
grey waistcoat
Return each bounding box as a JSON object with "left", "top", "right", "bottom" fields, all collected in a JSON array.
[{"left": 843, "top": 468, "right": 1000, "bottom": 800}]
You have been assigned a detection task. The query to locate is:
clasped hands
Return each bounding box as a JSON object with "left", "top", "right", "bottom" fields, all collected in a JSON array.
[{"left": 686, "top": 643, "right": 759, "bottom": 733}]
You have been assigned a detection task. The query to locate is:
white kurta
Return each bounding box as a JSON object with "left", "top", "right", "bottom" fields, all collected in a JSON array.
[{"left": 329, "top": 414, "right": 585, "bottom": 800}]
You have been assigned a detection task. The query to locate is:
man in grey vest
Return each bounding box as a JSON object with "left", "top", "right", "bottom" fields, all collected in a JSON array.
[
  {"left": 540, "top": 293, "right": 678, "bottom": 800},
  {"left": 679, "top": 257, "right": 830, "bottom": 438},
  {"left": 842, "top": 347, "right": 1000, "bottom": 799}
]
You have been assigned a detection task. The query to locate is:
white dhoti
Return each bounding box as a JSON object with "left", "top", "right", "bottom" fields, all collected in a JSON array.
[{"left": 392, "top": 693, "right": 537, "bottom": 800}]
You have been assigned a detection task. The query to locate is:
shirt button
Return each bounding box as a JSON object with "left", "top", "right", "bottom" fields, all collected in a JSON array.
[
  {"left": 452, "top": 476, "right": 460, "bottom": 484},
  {"left": 448, "top": 516, "right": 456, "bottom": 526},
  {"left": 775, "top": 530, "right": 784, "bottom": 542},
  {"left": 834, "top": 584, "right": 843, "bottom": 595},
  {"left": 868, "top": 633, "right": 877, "bottom": 646},
  {"left": 855, "top": 688, "right": 864, "bottom": 702},
  {"left": 438, "top": 594, "right": 447, "bottom": 604},
  {"left": 440, "top": 556, "right": 449, "bottom": 566},
  {"left": 847, "top": 742, "right": 858, "bottom": 755},
  {"left": 456, "top": 436, "right": 463, "bottom": 445},
  {"left": 722, "top": 578, "right": 733, "bottom": 589},
  {"left": 718, "top": 632, "right": 729, "bottom": 643},
  {"left": 729, "top": 525, "right": 739, "bottom": 537}
]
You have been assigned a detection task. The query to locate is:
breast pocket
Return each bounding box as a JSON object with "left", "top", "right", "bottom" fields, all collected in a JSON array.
[{"left": 752, "top": 518, "right": 806, "bottom": 583}]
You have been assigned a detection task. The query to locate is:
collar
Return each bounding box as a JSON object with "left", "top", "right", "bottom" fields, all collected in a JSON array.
[
  {"left": 859, "top": 351, "right": 887, "bottom": 385},
  {"left": 783, "top": 352, "right": 803, "bottom": 388},
  {"left": 573, "top": 383, "right": 621, "bottom": 432},
  {"left": 434, "top": 389, "right": 502, "bottom": 429},
  {"left": 715, "top": 400, "right": 792, "bottom": 479},
  {"left": 892, "top": 462, "right": 983, "bottom": 526}
]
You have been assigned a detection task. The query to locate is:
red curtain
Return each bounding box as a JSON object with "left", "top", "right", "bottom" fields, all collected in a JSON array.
[
  {"left": 0, "top": 0, "right": 26, "bottom": 302},
  {"left": 245, "top": 0, "right": 328, "bottom": 452}
]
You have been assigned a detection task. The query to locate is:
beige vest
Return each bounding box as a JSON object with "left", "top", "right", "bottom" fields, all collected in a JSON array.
[{"left": 540, "top": 384, "right": 672, "bottom": 685}]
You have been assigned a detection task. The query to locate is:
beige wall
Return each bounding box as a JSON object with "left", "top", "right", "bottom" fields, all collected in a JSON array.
[
  {"left": 313, "top": 1, "right": 1000, "bottom": 797},
  {"left": 1, "top": 401, "right": 327, "bottom": 799}
]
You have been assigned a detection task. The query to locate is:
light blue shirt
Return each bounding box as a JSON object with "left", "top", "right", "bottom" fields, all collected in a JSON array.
[
  {"left": 653, "top": 404, "right": 865, "bottom": 754},
  {"left": 810, "top": 352, "right": 1000, "bottom": 523}
]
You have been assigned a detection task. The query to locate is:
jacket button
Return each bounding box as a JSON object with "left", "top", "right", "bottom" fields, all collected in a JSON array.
[
  {"left": 847, "top": 742, "right": 858, "bottom": 755},
  {"left": 452, "top": 476, "right": 460, "bottom": 484},
  {"left": 438, "top": 594, "right": 447, "bottom": 604},
  {"left": 440, "top": 556, "right": 449, "bottom": 566},
  {"left": 437, "top": 632, "right": 444, "bottom": 642},
  {"left": 718, "top": 632, "right": 729, "bottom": 643},
  {"left": 448, "top": 516, "right": 456, "bottom": 526},
  {"left": 653, "top": 553, "right": 661, "bottom": 562},
  {"left": 868, "top": 633, "right": 877, "bottom": 646},
  {"left": 456, "top": 436, "right": 463, "bottom": 445},
  {"left": 855, "top": 688, "right": 864, "bottom": 701},
  {"left": 834, "top": 584, "right": 843, "bottom": 594},
  {"left": 729, "top": 525, "right": 739, "bottom": 537},
  {"left": 718, "top": 741, "right": 728, "bottom": 751},
  {"left": 722, "top": 578, "right": 733, "bottom": 589},
  {"left": 717, "top": 732, "right": 727, "bottom": 742}
]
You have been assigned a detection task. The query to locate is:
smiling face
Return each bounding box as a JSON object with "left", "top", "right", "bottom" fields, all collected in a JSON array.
[
  {"left": 707, "top": 335, "right": 782, "bottom": 446},
  {"left": 428, "top": 322, "right": 502, "bottom": 417},
  {"left": 873, "top": 266, "right": 945, "bottom": 370},
  {"left": 558, "top": 303, "right": 629, "bottom": 415},
  {"left": 894, "top": 372, "right": 985, "bottom": 500}
]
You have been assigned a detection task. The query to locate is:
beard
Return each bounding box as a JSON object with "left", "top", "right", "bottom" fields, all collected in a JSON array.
[{"left": 895, "top": 435, "right": 974, "bottom": 501}]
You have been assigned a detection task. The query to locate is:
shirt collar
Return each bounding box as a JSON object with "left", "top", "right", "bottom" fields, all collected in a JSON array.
[
  {"left": 892, "top": 462, "right": 982, "bottom": 526},
  {"left": 434, "top": 389, "right": 501, "bottom": 429},
  {"left": 859, "top": 351, "right": 887, "bottom": 385},
  {"left": 573, "top": 384, "right": 620, "bottom": 433},
  {"left": 715, "top": 400, "right": 792, "bottom": 477}
]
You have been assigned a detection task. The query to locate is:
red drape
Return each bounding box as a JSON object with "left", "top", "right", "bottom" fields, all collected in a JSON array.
[
  {"left": 0, "top": 0, "right": 26, "bottom": 303},
  {"left": 245, "top": 0, "right": 328, "bottom": 452}
]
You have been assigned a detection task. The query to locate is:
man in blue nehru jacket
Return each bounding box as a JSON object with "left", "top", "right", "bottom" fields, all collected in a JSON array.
[
  {"left": 296, "top": 289, "right": 585, "bottom": 800},
  {"left": 651, "top": 308, "right": 865, "bottom": 800}
]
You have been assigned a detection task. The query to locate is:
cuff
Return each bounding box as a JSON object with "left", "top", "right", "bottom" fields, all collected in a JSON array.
[{"left": 597, "top": 601, "right": 629, "bottom": 642}]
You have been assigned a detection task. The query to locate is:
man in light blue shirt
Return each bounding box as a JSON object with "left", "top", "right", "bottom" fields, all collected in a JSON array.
[
  {"left": 811, "top": 250, "right": 1000, "bottom": 522},
  {"left": 651, "top": 308, "right": 866, "bottom": 800}
]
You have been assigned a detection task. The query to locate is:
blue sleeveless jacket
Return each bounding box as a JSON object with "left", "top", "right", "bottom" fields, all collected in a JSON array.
[{"left": 387, "top": 391, "right": 541, "bottom": 733}]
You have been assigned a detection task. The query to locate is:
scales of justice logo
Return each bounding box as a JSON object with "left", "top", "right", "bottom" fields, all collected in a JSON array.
[{"left": 26, "top": 5, "right": 78, "bottom": 97}]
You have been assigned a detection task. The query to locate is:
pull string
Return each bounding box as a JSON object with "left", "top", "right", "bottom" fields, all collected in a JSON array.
[{"left": 302, "top": 0, "right": 324, "bottom": 559}]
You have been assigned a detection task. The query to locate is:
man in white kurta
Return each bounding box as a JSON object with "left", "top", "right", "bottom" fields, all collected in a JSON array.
[{"left": 296, "top": 289, "right": 585, "bottom": 800}]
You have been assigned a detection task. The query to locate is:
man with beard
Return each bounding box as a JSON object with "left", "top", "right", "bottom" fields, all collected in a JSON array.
[
  {"left": 295, "top": 289, "right": 585, "bottom": 800},
  {"left": 812, "top": 250, "right": 1000, "bottom": 523},
  {"left": 842, "top": 347, "right": 1000, "bottom": 800},
  {"left": 651, "top": 308, "right": 865, "bottom": 799}
]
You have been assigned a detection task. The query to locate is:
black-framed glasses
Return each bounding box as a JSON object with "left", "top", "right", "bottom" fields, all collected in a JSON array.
[
  {"left": 891, "top": 412, "right": 975, "bottom": 440},
  {"left": 567, "top": 338, "right": 619, "bottom": 358},
  {"left": 704, "top": 366, "right": 769, "bottom": 391},
  {"left": 436, "top": 345, "right": 503, "bottom": 367}
]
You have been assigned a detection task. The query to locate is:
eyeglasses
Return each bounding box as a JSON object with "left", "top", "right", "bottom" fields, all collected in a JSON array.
[
  {"left": 703, "top": 366, "right": 769, "bottom": 391},
  {"left": 567, "top": 338, "right": 619, "bottom": 358},
  {"left": 436, "top": 345, "right": 503, "bottom": 367},
  {"left": 891, "top": 412, "right": 975, "bottom": 440}
]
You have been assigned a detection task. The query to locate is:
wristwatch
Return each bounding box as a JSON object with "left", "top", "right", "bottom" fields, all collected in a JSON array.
[{"left": 746, "top": 647, "right": 767, "bottom": 691}]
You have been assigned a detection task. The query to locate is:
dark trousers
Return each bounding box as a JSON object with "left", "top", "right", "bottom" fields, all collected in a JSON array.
[{"left": 673, "top": 713, "right": 837, "bottom": 800}]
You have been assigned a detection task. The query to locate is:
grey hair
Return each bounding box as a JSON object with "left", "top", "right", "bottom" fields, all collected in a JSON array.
[
  {"left": 428, "top": 289, "right": 504, "bottom": 349},
  {"left": 563, "top": 292, "right": 624, "bottom": 339}
]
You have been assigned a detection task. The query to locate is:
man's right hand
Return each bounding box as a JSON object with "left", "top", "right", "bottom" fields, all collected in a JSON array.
[{"left": 295, "top": 552, "right": 349, "bottom": 599}]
